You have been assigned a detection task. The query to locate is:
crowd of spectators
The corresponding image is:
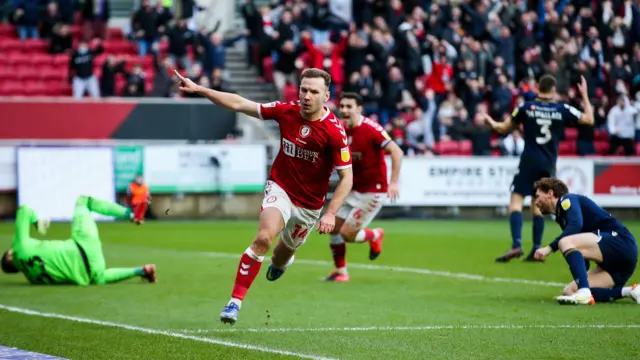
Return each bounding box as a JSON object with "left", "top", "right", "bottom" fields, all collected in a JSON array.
[
  {"left": 242, "top": 0, "right": 640, "bottom": 157},
  {"left": 0, "top": 0, "right": 238, "bottom": 98},
  {"left": 1, "top": 0, "right": 640, "bottom": 156}
]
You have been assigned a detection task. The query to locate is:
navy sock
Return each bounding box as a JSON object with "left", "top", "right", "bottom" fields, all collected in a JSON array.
[
  {"left": 590, "top": 288, "right": 623, "bottom": 303},
  {"left": 509, "top": 212, "right": 523, "bottom": 249},
  {"left": 563, "top": 250, "right": 590, "bottom": 289},
  {"left": 532, "top": 216, "right": 544, "bottom": 249}
]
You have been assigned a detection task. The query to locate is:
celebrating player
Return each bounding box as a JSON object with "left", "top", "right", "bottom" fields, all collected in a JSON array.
[
  {"left": 1, "top": 197, "right": 156, "bottom": 285},
  {"left": 174, "top": 68, "right": 353, "bottom": 325},
  {"left": 324, "top": 92, "right": 403, "bottom": 282},
  {"left": 483, "top": 75, "right": 594, "bottom": 262},
  {"left": 532, "top": 178, "right": 639, "bottom": 305}
]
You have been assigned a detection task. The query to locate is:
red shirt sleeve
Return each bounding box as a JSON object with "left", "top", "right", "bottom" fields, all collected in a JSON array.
[
  {"left": 329, "top": 118, "right": 352, "bottom": 170},
  {"left": 257, "top": 101, "right": 288, "bottom": 122},
  {"left": 365, "top": 119, "right": 392, "bottom": 148}
]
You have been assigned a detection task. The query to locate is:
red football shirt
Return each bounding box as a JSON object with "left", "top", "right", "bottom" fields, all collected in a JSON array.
[
  {"left": 346, "top": 116, "right": 391, "bottom": 193},
  {"left": 258, "top": 101, "right": 352, "bottom": 210}
]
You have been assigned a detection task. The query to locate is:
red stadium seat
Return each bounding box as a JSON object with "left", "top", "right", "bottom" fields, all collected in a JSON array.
[
  {"left": 108, "top": 27, "right": 124, "bottom": 39},
  {"left": 283, "top": 84, "right": 297, "bottom": 102},
  {"left": 23, "top": 39, "right": 48, "bottom": 53},
  {"left": 459, "top": 140, "right": 473, "bottom": 155},
  {"left": 6, "top": 52, "right": 31, "bottom": 66},
  {"left": 24, "top": 81, "right": 48, "bottom": 96},
  {"left": 564, "top": 127, "right": 578, "bottom": 141},
  {"left": 0, "top": 38, "right": 22, "bottom": 52},
  {"left": 436, "top": 140, "right": 460, "bottom": 155},
  {"left": 594, "top": 128, "right": 609, "bottom": 141},
  {"left": 15, "top": 65, "right": 38, "bottom": 81},
  {"left": 0, "top": 24, "right": 15, "bottom": 37},
  {"left": 0, "top": 66, "right": 13, "bottom": 80},
  {"left": 31, "top": 53, "right": 53, "bottom": 66},
  {"left": 53, "top": 53, "right": 71, "bottom": 66},
  {"left": 1, "top": 80, "right": 26, "bottom": 96},
  {"left": 559, "top": 141, "right": 576, "bottom": 155},
  {"left": 594, "top": 140, "right": 609, "bottom": 155},
  {"left": 262, "top": 56, "right": 274, "bottom": 83}
]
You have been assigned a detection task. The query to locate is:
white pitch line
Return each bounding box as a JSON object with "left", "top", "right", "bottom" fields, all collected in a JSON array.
[
  {"left": 202, "top": 251, "right": 566, "bottom": 287},
  {"left": 178, "top": 324, "right": 640, "bottom": 334},
  {"left": 0, "top": 305, "right": 337, "bottom": 360}
]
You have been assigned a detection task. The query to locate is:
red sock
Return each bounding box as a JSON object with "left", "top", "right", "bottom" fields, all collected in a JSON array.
[
  {"left": 363, "top": 229, "right": 377, "bottom": 241},
  {"left": 133, "top": 202, "right": 148, "bottom": 221},
  {"left": 330, "top": 243, "right": 346, "bottom": 269},
  {"left": 231, "top": 249, "right": 263, "bottom": 301}
]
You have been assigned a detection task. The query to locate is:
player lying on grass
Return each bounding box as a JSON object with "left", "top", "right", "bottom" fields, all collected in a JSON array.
[
  {"left": 324, "top": 92, "right": 403, "bottom": 282},
  {"left": 532, "top": 178, "right": 639, "bottom": 305},
  {"left": 174, "top": 68, "right": 353, "bottom": 325},
  {"left": 483, "top": 75, "right": 594, "bottom": 263},
  {"left": 1, "top": 196, "right": 156, "bottom": 285}
]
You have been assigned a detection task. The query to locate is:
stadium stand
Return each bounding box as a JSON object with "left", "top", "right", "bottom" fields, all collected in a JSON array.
[{"left": 0, "top": 0, "right": 639, "bottom": 157}]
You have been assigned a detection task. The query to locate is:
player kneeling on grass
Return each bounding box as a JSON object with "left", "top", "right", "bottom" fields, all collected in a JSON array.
[
  {"left": 324, "top": 93, "right": 403, "bottom": 282},
  {"left": 1, "top": 196, "right": 156, "bottom": 285},
  {"left": 532, "top": 178, "right": 639, "bottom": 305}
]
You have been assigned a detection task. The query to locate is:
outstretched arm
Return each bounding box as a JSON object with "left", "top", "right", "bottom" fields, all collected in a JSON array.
[
  {"left": 483, "top": 113, "right": 515, "bottom": 134},
  {"left": 13, "top": 205, "right": 39, "bottom": 250},
  {"left": 174, "top": 70, "right": 260, "bottom": 118},
  {"left": 576, "top": 76, "right": 594, "bottom": 126}
]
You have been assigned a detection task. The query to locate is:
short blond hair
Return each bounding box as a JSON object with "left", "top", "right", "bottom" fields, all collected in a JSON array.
[{"left": 300, "top": 68, "right": 331, "bottom": 89}]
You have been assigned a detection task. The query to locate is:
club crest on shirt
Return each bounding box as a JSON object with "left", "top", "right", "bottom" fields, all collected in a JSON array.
[{"left": 299, "top": 125, "right": 311, "bottom": 138}]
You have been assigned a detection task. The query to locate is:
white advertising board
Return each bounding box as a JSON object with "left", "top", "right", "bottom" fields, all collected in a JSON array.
[
  {"left": 17, "top": 147, "right": 117, "bottom": 221},
  {"left": 143, "top": 144, "right": 267, "bottom": 193},
  {"left": 388, "top": 157, "right": 594, "bottom": 207}
]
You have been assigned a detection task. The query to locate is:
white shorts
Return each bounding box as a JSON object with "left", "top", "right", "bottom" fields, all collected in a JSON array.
[
  {"left": 262, "top": 180, "right": 322, "bottom": 250},
  {"left": 336, "top": 191, "right": 385, "bottom": 231}
]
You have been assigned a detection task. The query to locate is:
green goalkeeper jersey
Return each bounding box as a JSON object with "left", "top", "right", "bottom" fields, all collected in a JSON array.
[{"left": 12, "top": 207, "right": 91, "bottom": 286}]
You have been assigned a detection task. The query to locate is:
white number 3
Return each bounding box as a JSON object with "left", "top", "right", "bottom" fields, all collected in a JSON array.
[{"left": 536, "top": 118, "right": 552, "bottom": 144}]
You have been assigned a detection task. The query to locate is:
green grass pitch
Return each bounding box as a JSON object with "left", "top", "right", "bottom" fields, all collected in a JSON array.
[{"left": 0, "top": 219, "right": 639, "bottom": 360}]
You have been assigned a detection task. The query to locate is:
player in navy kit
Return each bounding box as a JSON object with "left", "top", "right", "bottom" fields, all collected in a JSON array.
[
  {"left": 532, "top": 177, "right": 639, "bottom": 305},
  {"left": 483, "top": 75, "right": 595, "bottom": 263}
]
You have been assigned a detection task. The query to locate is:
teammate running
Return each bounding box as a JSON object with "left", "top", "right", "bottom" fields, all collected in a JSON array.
[
  {"left": 324, "top": 92, "right": 403, "bottom": 282},
  {"left": 1, "top": 196, "right": 156, "bottom": 285},
  {"left": 483, "top": 75, "right": 594, "bottom": 263},
  {"left": 532, "top": 178, "right": 640, "bottom": 305},
  {"left": 174, "top": 68, "right": 353, "bottom": 325}
]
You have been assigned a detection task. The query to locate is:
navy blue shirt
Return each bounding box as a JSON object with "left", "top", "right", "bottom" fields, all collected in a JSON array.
[
  {"left": 549, "top": 194, "right": 630, "bottom": 252},
  {"left": 511, "top": 99, "right": 582, "bottom": 169}
]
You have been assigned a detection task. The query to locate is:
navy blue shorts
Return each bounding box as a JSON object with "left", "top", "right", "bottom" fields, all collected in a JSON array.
[
  {"left": 597, "top": 230, "right": 638, "bottom": 287},
  {"left": 511, "top": 166, "right": 555, "bottom": 197}
]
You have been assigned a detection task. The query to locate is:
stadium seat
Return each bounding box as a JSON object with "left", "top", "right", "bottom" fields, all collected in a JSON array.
[
  {"left": 23, "top": 39, "right": 48, "bottom": 53},
  {"left": 564, "top": 127, "right": 578, "bottom": 141},
  {"left": 15, "top": 65, "right": 39, "bottom": 81},
  {"left": 594, "top": 128, "right": 609, "bottom": 141},
  {"left": 108, "top": 27, "right": 124, "bottom": 39},
  {"left": 283, "top": 84, "right": 297, "bottom": 102},
  {"left": 559, "top": 141, "right": 576, "bottom": 155},
  {"left": 53, "top": 53, "right": 71, "bottom": 66},
  {"left": 262, "top": 56, "right": 274, "bottom": 83},
  {"left": 32, "top": 53, "right": 53, "bottom": 67},
  {"left": 0, "top": 24, "right": 14, "bottom": 37},
  {"left": 24, "top": 81, "right": 48, "bottom": 96},
  {"left": 6, "top": 52, "right": 31, "bottom": 66},
  {"left": 594, "top": 140, "right": 609, "bottom": 155},
  {"left": 436, "top": 141, "right": 460, "bottom": 155},
  {"left": 0, "top": 66, "right": 13, "bottom": 80},
  {"left": 0, "top": 38, "right": 21, "bottom": 52},
  {"left": 459, "top": 140, "right": 473, "bottom": 155}
]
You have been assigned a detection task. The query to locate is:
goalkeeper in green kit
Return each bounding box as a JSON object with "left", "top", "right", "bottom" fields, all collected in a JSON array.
[{"left": 1, "top": 196, "right": 156, "bottom": 285}]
